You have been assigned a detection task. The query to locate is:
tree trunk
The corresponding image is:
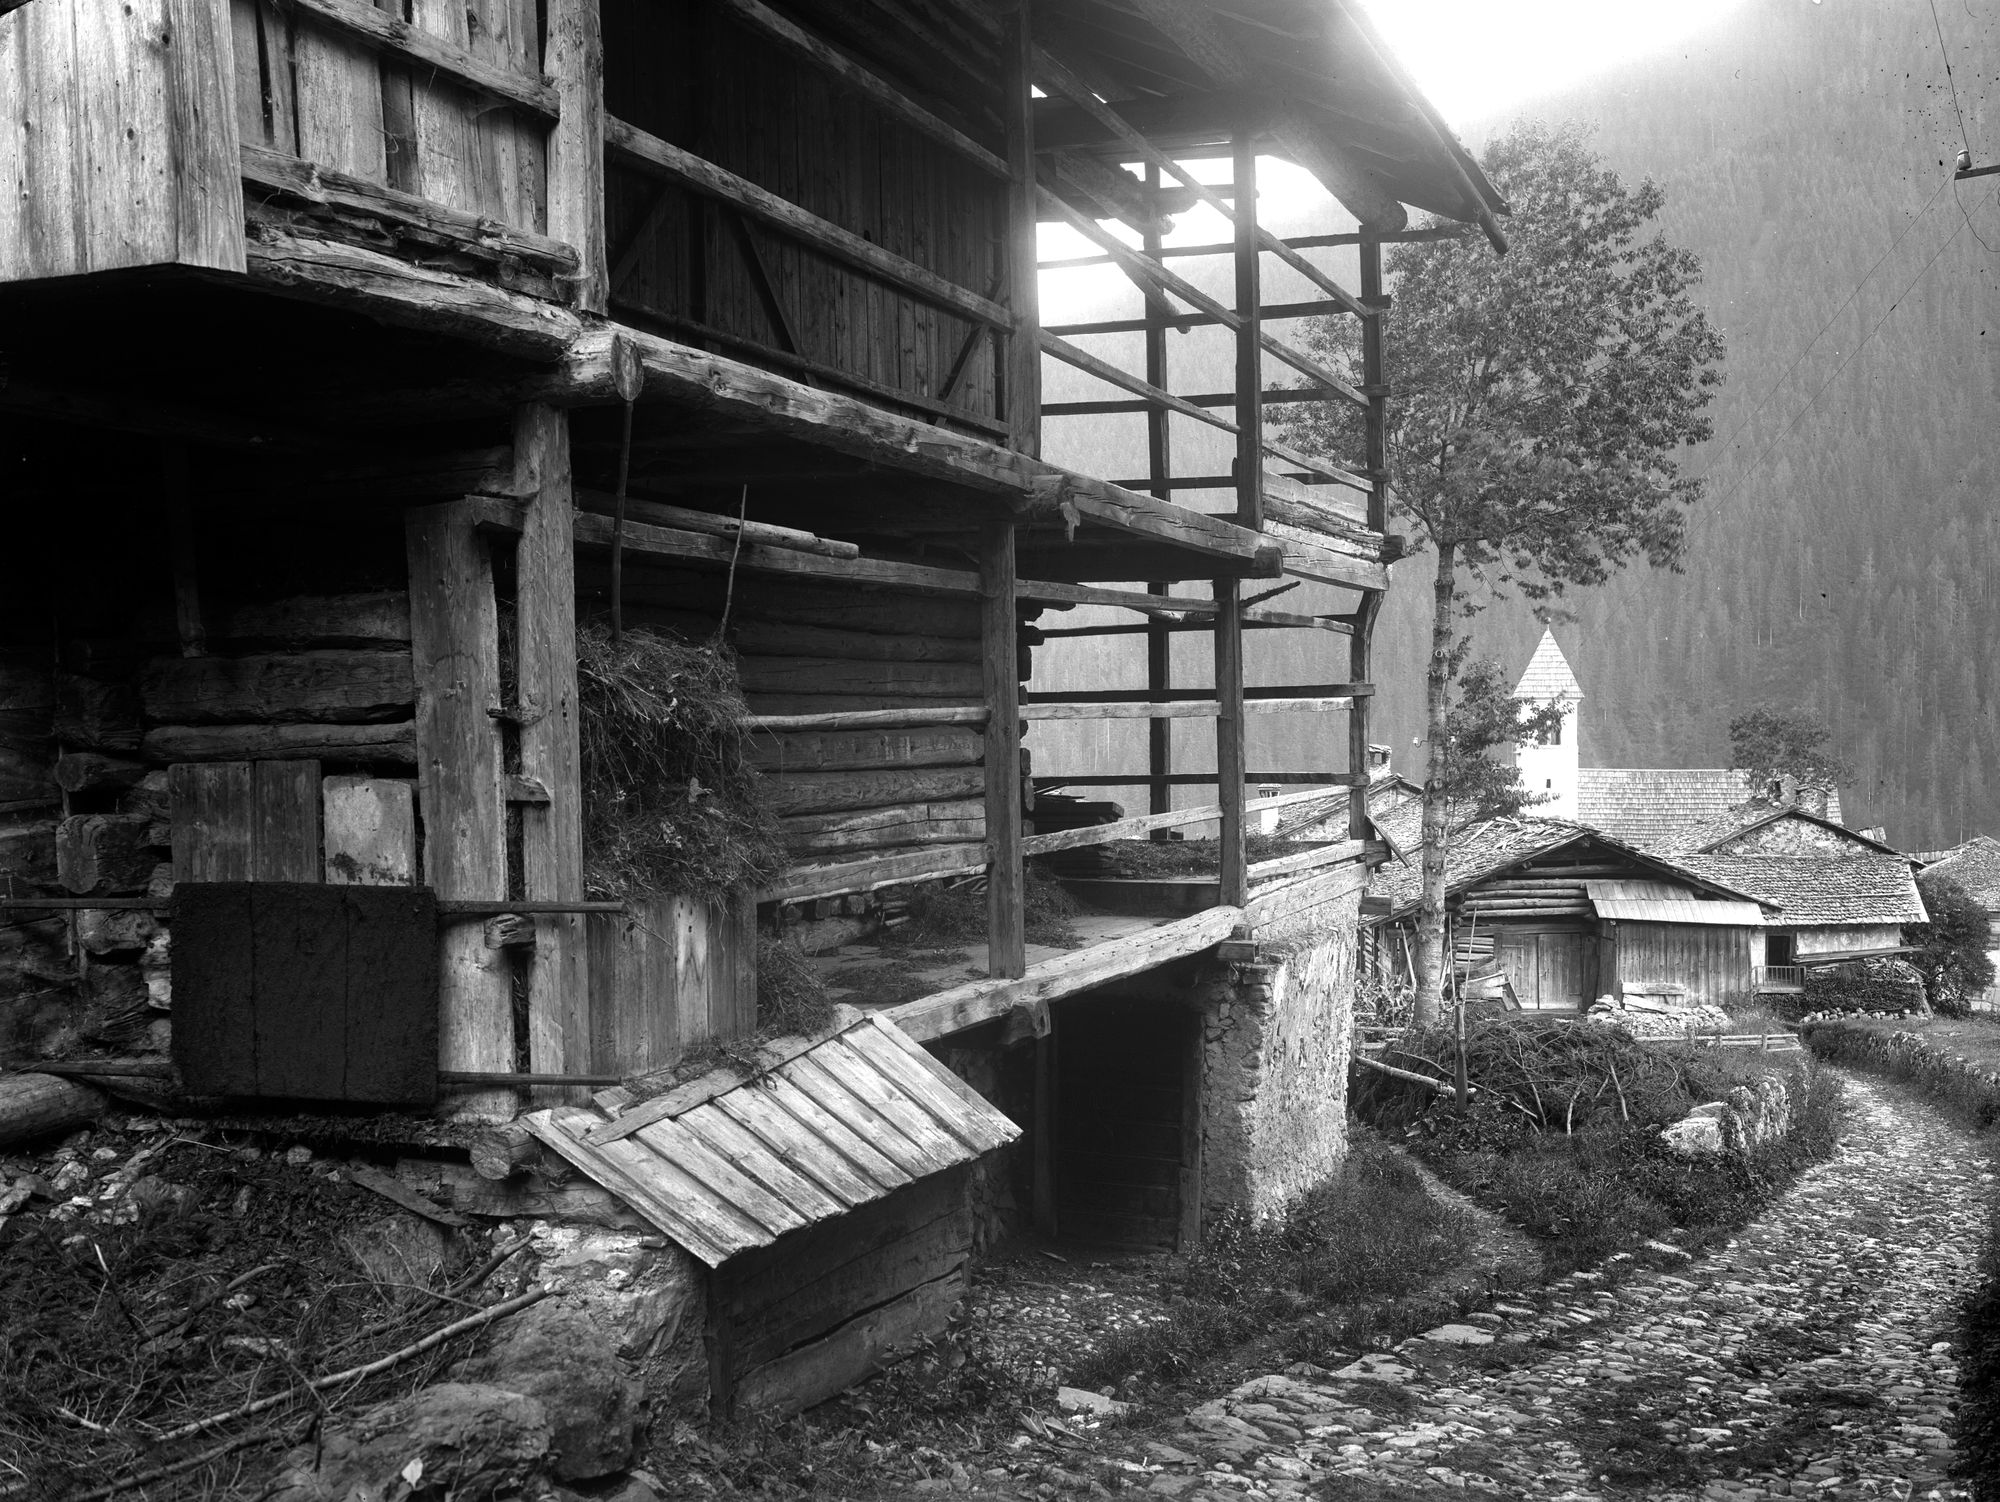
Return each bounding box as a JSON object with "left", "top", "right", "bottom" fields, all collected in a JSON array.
[
  {"left": 0, "top": 1073, "right": 108, "bottom": 1149},
  {"left": 1414, "top": 541, "right": 1458, "bottom": 1028}
]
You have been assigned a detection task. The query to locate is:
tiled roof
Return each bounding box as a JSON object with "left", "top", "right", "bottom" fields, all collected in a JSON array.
[
  {"left": 1514, "top": 629, "right": 1583, "bottom": 700},
  {"left": 1916, "top": 835, "right": 2000, "bottom": 906},
  {"left": 523, "top": 1006, "right": 1018, "bottom": 1266},
  {"left": 1675, "top": 853, "right": 1926, "bottom": 928},
  {"left": 1578, "top": 768, "right": 1844, "bottom": 849}
]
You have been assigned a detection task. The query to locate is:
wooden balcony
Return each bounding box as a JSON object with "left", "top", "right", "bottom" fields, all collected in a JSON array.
[{"left": 1754, "top": 964, "right": 1805, "bottom": 993}]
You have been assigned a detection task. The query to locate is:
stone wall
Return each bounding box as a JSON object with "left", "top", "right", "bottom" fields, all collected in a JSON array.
[{"left": 1197, "top": 884, "right": 1360, "bottom": 1224}]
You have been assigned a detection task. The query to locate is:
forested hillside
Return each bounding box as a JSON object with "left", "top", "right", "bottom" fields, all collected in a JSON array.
[{"left": 1038, "top": 0, "right": 2000, "bottom": 850}]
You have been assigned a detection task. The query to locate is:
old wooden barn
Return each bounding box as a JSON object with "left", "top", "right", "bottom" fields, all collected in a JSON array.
[{"left": 0, "top": 0, "right": 1502, "bottom": 1416}]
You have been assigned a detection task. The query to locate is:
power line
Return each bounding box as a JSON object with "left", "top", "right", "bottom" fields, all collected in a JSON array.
[
  {"left": 1700, "top": 204, "right": 1972, "bottom": 517},
  {"left": 1928, "top": 0, "right": 1976, "bottom": 158},
  {"left": 1692, "top": 174, "right": 1950, "bottom": 500}
]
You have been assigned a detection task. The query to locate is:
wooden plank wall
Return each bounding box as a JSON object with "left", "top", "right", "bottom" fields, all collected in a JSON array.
[
  {"left": 602, "top": 0, "right": 1004, "bottom": 428},
  {"left": 0, "top": 0, "right": 245, "bottom": 282},
  {"left": 1612, "top": 921, "right": 1756, "bottom": 1012},
  {"left": 584, "top": 893, "right": 756, "bottom": 1076},
  {"left": 715, "top": 1168, "right": 972, "bottom": 1418},
  {"left": 576, "top": 561, "right": 989, "bottom": 863},
  {"left": 230, "top": 0, "right": 548, "bottom": 231}
]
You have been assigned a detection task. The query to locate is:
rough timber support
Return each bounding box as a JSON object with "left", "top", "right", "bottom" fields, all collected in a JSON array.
[
  {"left": 981, "top": 521, "right": 1026, "bottom": 979},
  {"left": 1001, "top": 0, "right": 1041, "bottom": 455},
  {"left": 406, "top": 499, "right": 512, "bottom": 1119},
  {"left": 546, "top": 0, "right": 608, "bottom": 313},
  {"left": 514, "top": 404, "right": 589, "bottom": 1097}
]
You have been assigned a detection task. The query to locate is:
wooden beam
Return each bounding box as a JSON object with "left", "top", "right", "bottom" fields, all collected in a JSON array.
[
  {"left": 1248, "top": 839, "right": 1365, "bottom": 884},
  {"left": 574, "top": 510, "right": 977, "bottom": 593},
  {"left": 574, "top": 488, "right": 858, "bottom": 558},
  {"left": 1020, "top": 783, "right": 1345, "bottom": 855},
  {"left": 547, "top": 0, "right": 608, "bottom": 312},
  {"left": 982, "top": 522, "right": 1025, "bottom": 979},
  {"left": 1002, "top": 3, "right": 1041, "bottom": 452},
  {"left": 514, "top": 405, "right": 589, "bottom": 1094},
  {"left": 284, "top": 0, "right": 558, "bottom": 118},
  {"left": 759, "top": 844, "right": 989, "bottom": 904},
  {"left": 1039, "top": 331, "right": 1236, "bottom": 436},
  {"left": 1234, "top": 125, "right": 1262, "bottom": 532},
  {"left": 1214, "top": 577, "right": 1246, "bottom": 905},
  {"left": 1023, "top": 683, "right": 1372, "bottom": 704},
  {"left": 715, "top": 0, "right": 1008, "bottom": 178},
  {"left": 743, "top": 707, "right": 989, "bottom": 732},
  {"left": 889, "top": 905, "right": 1244, "bottom": 1042},
  {"left": 1037, "top": 186, "right": 1240, "bottom": 331},
  {"left": 1021, "top": 696, "right": 1354, "bottom": 722},
  {"left": 606, "top": 117, "right": 1010, "bottom": 330},
  {"left": 241, "top": 144, "right": 578, "bottom": 276},
  {"left": 245, "top": 227, "right": 583, "bottom": 360},
  {"left": 406, "top": 499, "right": 513, "bottom": 1119}
]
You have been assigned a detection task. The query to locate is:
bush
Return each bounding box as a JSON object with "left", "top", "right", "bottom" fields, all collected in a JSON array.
[
  {"left": 1800, "top": 1019, "right": 2000, "bottom": 1130},
  {"left": 1802, "top": 957, "right": 1926, "bottom": 1017},
  {"left": 1908, "top": 873, "right": 1998, "bottom": 1018}
]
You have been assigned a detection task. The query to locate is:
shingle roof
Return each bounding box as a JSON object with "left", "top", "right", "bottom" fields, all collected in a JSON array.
[
  {"left": 1577, "top": 769, "right": 1844, "bottom": 849},
  {"left": 1372, "top": 819, "right": 1763, "bottom": 920},
  {"left": 1514, "top": 629, "right": 1583, "bottom": 701},
  {"left": 1674, "top": 853, "right": 1926, "bottom": 928},
  {"left": 1916, "top": 835, "right": 2000, "bottom": 906},
  {"left": 522, "top": 1006, "right": 1018, "bottom": 1266}
]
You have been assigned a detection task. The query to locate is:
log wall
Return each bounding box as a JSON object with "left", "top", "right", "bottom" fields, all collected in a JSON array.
[{"left": 602, "top": 0, "right": 1005, "bottom": 429}]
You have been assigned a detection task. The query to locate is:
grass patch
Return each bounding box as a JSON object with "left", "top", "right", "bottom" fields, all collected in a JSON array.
[
  {"left": 885, "top": 870, "right": 1083, "bottom": 951},
  {"left": 577, "top": 624, "right": 783, "bottom": 899},
  {"left": 1800, "top": 1015, "right": 2000, "bottom": 1129},
  {"left": 1090, "top": 833, "right": 1305, "bottom": 879},
  {"left": 1062, "top": 1137, "right": 1481, "bottom": 1387},
  {"left": 1363, "top": 1018, "right": 1843, "bottom": 1279}
]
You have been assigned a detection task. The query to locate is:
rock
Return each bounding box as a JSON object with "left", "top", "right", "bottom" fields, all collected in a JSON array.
[
  {"left": 455, "top": 1300, "right": 645, "bottom": 1480},
  {"left": 1417, "top": 1323, "right": 1494, "bottom": 1346},
  {"left": 266, "top": 1383, "right": 552, "bottom": 1501},
  {"left": 1059, "top": 1385, "right": 1134, "bottom": 1417},
  {"left": 1662, "top": 1114, "right": 1727, "bottom": 1158},
  {"left": 1330, "top": 1353, "right": 1416, "bottom": 1383},
  {"left": 347, "top": 1212, "right": 451, "bottom": 1286}
]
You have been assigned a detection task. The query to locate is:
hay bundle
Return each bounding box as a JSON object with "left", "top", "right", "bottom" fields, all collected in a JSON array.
[{"left": 577, "top": 624, "right": 783, "bottom": 898}]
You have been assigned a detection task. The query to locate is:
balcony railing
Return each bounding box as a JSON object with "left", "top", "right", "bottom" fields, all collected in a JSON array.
[{"left": 1754, "top": 965, "right": 1804, "bottom": 991}]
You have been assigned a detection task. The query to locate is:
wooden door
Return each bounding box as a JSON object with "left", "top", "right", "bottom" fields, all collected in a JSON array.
[
  {"left": 1534, "top": 932, "right": 1596, "bottom": 1011},
  {"left": 1497, "top": 933, "right": 1538, "bottom": 1008}
]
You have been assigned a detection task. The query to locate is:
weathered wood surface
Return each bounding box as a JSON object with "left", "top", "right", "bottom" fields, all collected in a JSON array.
[
  {"left": 140, "top": 652, "right": 414, "bottom": 725},
  {"left": 981, "top": 521, "right": 1025, "bottom": 978},
  {"left": 515, "top": 404, "right": 589, "bottom": 1095},
  {"left": 748, "top": 726, "right": 982, "bottom": 773},
  {"left": 624, "top": 613, "right": 979, "bottom": 666},
  {"left": 322, "top": 775, "right": 417, "bottom": 885},
  {"left": 1020, "top": 695, "right": 1353, "bottom": 722},
  {"left": 0, "top": 0, "right": 245, "bottom": 282},
  {"left": 780, "top": 802, "right": 985, "bottom": 855},
  {"left": 730, "top": 1269, "right": 965, "bottom": 1417},
  {"left": 169, "top": 761, "right": 322, "bottom": 882},
  {"left": 574, "top": 490, "right": 858, "bottom": 560},
  {"left": 736, "top": 658, "right": 985, "bottom": 701},
  {"left": 766, "top": 768, "right": 985, "bottom": 817},
  {"left": 56, "top": 815, "right": 158, "bottom": 895},
  {"left": 282, "top": 0, "right": 555, "bottom": 118},
  {"left": 758, "top": 844, "right": 989, "bottom": 905},
  {"left": 143, "top": 723, "right": 416, "bottom": 764},
  {"left": 0, "top": 1074, "right": 108, "bottom": 1149},
  {"left": 890, "top": 905, "right": 1244, "bottom": 1043},
  {"left": 584, "top": 892, "right": 756, "bottom": 1076},
  {"left": 583, "top": 566, "right": 982, "bottom": 637},
  {"left": 213, "top": 592, "right": 412, "bottom": 647},
  {"left": 405, "top": 501, "right": 512, "bottom": 1117},
  {"left": 545, "top": 0, "right": 604, "bottom": 309},
  {"left": 742, "top": 707, "right": 988, "bottom": 734}
]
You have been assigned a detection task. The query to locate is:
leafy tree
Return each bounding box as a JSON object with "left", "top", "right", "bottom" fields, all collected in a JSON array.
[
  {"left": 1280, "top": 120, "right": 1725, "bottom": 1026},
  {"left": 1727, "top": 709, "right": 1852, "bottom": 815},
  {"left": 1907, "top": 872, "right": 1996, "bottom": 1017},
  {"left": 1432, "top": 651, "right": 1565, "bottom": 826}
]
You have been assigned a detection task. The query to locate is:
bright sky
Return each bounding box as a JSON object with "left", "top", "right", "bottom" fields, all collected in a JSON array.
[{"left": 1360, "top": 0, "right": 1753, "bottom": 125}]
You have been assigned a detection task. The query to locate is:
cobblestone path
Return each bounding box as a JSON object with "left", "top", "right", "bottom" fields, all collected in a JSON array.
[{"left": 1129, "top": 1072, "right": 1992, "bottom": 1501}]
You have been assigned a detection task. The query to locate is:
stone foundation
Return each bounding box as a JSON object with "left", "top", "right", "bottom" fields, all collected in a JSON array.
[{"left": 1198, "top": 884, "right": 1361, "bottom": 1224}]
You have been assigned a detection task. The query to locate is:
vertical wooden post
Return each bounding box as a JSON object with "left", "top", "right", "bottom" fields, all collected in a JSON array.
[
  {"left": 1232, "top": 126, "right": 1261, "bottom": 530},
  {"left": 1214, "top": 577, "right": 1246, "bottom": 907},
  {"left": 1144, "top": 164, "right": 1174, "bottom": 819},
  {"left": 546, "top": 0, "right": 607, "bottom": 313},
  {"left": 1000, "top": 0, "right": 1040, "bottom": 456},
  {"left": 406, "top": 501, "right": 512, "bottom": 1118},
  {"left": 982, "top": 521, "right": 1026, "bottom": 978},
  {"left": 1351, "top": 231, "right": 1391, "bottom": 839},
  {"left": 514, "top": 403, "right": 589, "bottom": 1096}
]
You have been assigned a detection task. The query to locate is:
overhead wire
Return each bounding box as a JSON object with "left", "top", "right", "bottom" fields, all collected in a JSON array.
[{"left": 1699, "top": 200, "right": 1974, "bottom": 518}]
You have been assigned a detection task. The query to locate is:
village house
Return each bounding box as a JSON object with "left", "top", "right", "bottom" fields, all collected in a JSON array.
[
  {"left": 0, "top": 0, "right": 1505, "bottom": 1418},
  {"left": 1910, "top": 835, "right": 2000, "bottom": 1005}
]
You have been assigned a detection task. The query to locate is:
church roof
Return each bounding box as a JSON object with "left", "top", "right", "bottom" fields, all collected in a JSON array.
[{"left": 1514, "top": 628, "right": 1583, "bottom": 701}]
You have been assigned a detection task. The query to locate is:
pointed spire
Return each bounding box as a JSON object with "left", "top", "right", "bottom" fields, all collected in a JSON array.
[{"left": 1515, "top": 628, "right": 1583, "bottom": 701}]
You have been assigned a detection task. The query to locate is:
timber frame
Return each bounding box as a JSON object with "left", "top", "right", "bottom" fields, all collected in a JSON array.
[{"left": 0, "top": 0, "right": 1503, "bottom": 1095}]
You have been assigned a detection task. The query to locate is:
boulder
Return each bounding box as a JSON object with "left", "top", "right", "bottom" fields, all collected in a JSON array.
[
  {"left": 266, "top": 1383, "right": 552, "bottom": 1502},
  {"left": 1661, "top": 1115, "right": 1726, "bottom": 1157},
  {"left": 454, "top": 1300, "right": 645, "bottom": 1480}
]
